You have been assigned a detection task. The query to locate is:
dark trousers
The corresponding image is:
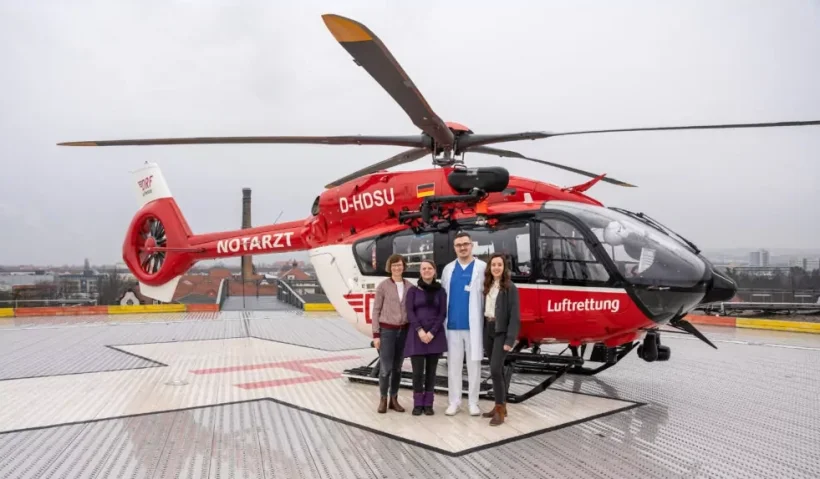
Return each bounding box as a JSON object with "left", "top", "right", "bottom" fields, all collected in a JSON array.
[
  {"left": 410, "top": 354, "right": 440, "bottom": 393},
  {"left": 378, "top": 327, "right": 408, "bottom": 397},
  {"left": 484, "top": 320, "right": 509, "bottom": 404}
]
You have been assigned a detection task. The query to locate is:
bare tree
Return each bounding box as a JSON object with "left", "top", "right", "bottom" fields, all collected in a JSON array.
[{"left": 96, "top": 267, "right": 136, "bottom": 305}]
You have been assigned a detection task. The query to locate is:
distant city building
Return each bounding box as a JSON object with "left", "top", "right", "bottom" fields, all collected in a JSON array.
[
  {"left": 790, "top": 257, "right": 820, "bottom": 271},
  {"left": 272, "top": 265, "right": 312, "bottom": 281},
  {"left": 749, "top": 249, "right": 770, "bottom": 267},
  {"left": 730, "top": 266, "right": 791, "bottom": 278},
  {"left": 119, "top": 290, "right": 141, "bottom": 306},
  {"left": 57, "top": 273, "right": 100, "bottom": 298},
  {"left": 749, "top": 251, "right": 760, "bottom": 267},
  {"left": 0, "top": 273, "right": 55, "bottom": 292}
]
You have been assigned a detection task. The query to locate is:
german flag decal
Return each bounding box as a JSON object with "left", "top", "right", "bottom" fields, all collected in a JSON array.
[{"left": 416, "top": 183, "right": 435, "bottom": 198}]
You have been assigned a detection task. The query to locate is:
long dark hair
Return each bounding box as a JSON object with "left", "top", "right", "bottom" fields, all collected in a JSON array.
[
  {"left": 483, "top": 253, "right": 512, "bottom": 295},
  {"left": 416, "top": 259, "right": 441, "bottom": 305}
]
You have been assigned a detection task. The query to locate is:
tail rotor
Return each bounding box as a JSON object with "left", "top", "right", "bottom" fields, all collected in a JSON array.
[{"left": 138, "top": 217, "right": 167, "bottom": 275}]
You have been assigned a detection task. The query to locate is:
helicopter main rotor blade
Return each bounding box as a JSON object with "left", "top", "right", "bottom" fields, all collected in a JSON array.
[
  {"left": 457, "top": 120, "right": 820, "bottom": 150},
  {"left": 324, "top": 147, "right": 431, "bottom": 188},
  {"left": 545, "top": 119, "right": 820, "bottom": 138},
  {"left": 456, "top": 132, "right": 553, "bottom": 150},
  {"left": 466, "top": 145, "right": 636, "bottom": 188},
  {"left": 321, "top": 14, "right": 455, "bottom": 150},
  {"left": 58, "top": 135, "right": 429, "bottom": 148}
]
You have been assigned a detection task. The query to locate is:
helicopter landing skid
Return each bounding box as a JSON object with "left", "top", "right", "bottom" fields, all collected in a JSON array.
[
  {"left": 566, "top": 341, "right": 640, "bottom": 376},
  {"left": 490, "top": 346, "right": 584, "bottom": 403},
  {"left": 341, "top": 346, "right": 583, "bottom": 404}
]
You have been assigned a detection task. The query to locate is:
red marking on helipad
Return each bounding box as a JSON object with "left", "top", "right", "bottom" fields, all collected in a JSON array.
[{"left": 189, "top": 355, "right": 361, "bottom": 390}]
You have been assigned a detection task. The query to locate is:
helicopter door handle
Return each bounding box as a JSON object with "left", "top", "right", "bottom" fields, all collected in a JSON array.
[{"left": 536, "top": 279, "right": 551, "bottom": 284}]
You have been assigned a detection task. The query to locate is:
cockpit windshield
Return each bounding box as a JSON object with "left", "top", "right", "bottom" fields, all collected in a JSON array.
[
  {"left": 609, "top": 207, "right": 701, "bottom": 255},
  {"left": 541, "top": 201, "right": 707, "bottom": 289}
]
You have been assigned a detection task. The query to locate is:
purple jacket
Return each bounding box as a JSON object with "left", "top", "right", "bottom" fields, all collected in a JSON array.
[{"left": 404, "top": 282, "right": 448, "bottom": 357}]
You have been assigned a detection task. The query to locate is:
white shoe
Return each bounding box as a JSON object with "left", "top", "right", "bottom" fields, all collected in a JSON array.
[
  {"left": 469, "top": 404, "right": 481, "bottom": 416},
  {"left": 445, "top": 404, "right": 459, "bottom": 416}
]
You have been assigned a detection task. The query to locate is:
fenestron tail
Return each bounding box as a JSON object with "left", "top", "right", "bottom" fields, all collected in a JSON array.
[
  {"left": 126, "top": 162, "right": 191, "bottom": 302},
  {"left": 123, "top": 163, "right": 310, "bottom": 303}
]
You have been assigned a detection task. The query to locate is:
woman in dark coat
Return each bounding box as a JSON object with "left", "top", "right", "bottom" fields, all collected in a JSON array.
[
  {"left": 404, "top": 259, "right": 448, "bottom": 415},
  {"left": 482, "top": 252, "right": 521, "bottom": 426}
]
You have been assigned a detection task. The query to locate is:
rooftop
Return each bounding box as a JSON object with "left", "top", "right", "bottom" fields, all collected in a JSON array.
[{"left": 0, "top": 309, "right": 818, "bottom": 477}]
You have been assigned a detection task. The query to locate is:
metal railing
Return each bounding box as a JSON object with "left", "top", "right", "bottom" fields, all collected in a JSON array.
[
  {"left": 216, "top": 278, "right": 228, "bottom": 309},
  {"left": 734, "top": 288, "right": 820, "bottom": 304},
  {"left": 0, "top": 298, "right": 98, "bottom": 308},
  {"left": 275, "top": 278, "right": 307, "bottom": 309},
  {"left": 282, "top": 279, "right": 325, "bottom": 295},
  {"left": 218, "top": 276, "right": 329, "bottom": 310}
]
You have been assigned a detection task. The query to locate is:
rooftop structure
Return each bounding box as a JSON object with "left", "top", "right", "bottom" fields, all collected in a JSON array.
[{"left": 0, "top": 308, "right": 818, "bottom": 477}]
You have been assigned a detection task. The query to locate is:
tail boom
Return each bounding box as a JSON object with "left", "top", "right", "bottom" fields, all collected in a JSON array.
[
  {"left": 190, "top": 219, "right": 307, "bottom": 259},
  {"left": 122, "top": 162, "right": 310, "bottom": 302},
  {"left": 124, "top": 203, "right": 309, "bottom": 289}
]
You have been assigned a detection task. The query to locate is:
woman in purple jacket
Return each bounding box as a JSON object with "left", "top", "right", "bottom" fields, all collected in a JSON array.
[{"left": 404, "top": 259, "right": 448, "bottom": 415}]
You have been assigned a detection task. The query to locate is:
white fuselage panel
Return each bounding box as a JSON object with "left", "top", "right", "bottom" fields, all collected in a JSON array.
[{"left": 309, "top": 244, "right": 388, "bottom": 338}]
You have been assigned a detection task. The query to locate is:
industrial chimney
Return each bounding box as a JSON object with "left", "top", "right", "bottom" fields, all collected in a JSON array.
[{"left": 241, "top": 187, "right": 254, "bottom": 278}]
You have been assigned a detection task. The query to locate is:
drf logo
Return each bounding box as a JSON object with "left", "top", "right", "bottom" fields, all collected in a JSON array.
[
  {"left": 138, "top": 175, "right": 153, "bottom": 191},
  {"left": 344, "top": 292, "right": 376, "bottom": 323}
]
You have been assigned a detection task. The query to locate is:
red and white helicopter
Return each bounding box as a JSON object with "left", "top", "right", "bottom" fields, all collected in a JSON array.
[{"left": 61, "top": 14, "right": 820, "bottom": 402}]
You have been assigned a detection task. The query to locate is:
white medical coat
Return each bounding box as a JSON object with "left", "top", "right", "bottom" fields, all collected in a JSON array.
[{"left": 441, "top": 257, "right": 487, "bottom": 362}]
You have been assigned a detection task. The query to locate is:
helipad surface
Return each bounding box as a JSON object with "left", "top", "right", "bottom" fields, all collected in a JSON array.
[{"left": 1, "top": 310, "right": 819, "bottom": 478}]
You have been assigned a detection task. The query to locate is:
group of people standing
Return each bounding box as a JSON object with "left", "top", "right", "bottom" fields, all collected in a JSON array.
[{"left": 370, "top": 232, "right": 521, "bottom": 426}]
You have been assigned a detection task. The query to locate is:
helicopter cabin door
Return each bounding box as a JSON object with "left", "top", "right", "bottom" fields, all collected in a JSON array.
[
  {"left": 348, "top": 229, "right": 443, "bottom": 330},
  {"left": 451, "top": 220, "right": 538, "bottom": 323},
  {"left": 534, "top": 214, "right": 613, "bottom": 339}
]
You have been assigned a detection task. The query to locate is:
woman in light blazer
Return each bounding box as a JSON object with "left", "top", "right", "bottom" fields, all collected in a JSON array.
[
  {"left": 481, "top": 252, "right": 521, "bottom": 426},
  {"left": 371, "top": 254, "right": 414, "bottom": 414}
]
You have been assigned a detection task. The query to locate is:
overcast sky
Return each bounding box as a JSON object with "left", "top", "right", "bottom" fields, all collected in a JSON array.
[{"left": 1, "top": 0, "right": 818, "bottom": 266}]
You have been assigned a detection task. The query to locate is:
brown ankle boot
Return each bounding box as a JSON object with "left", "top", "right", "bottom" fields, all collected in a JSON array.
[
  {"left": 388, "top": 396, "right": 405, "bottom": 412},
  {"left": 482, "top": 407, "right": 495, "bottom": 418},
  {"left": 489, "top": 405, "right": 505, "bottom": 426},
  {"left": 378, "top": 397, "right": 387, "bottom": 414}
]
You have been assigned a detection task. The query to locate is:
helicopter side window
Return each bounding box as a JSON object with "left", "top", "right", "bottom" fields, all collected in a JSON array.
[
  {"left": 353, "top": 238, "right": 378, "bottom": 274},
  {"left": 353, "top": 232, "right": 435, "bottom": 277},
  {"left": 391, "top": 232, "right": 435, "bottom": 274},
  {"left": 460, "top": 223, "right": 532, "bottom": 278},
  {"left": 538, "top": 219, "right": 610, "bottom": 284}
]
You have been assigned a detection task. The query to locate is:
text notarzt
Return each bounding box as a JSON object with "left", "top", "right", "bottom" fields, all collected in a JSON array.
[{"left": 216, "top": 232, "right": 294, "bottom": 254}]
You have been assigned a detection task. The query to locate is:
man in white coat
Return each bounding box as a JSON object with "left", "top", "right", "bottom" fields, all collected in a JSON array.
[{"left": 441, "top": 231, "right": 486, "bottom": 416}]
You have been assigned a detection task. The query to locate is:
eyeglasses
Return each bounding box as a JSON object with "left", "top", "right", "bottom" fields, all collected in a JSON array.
[{"left": 454, "top": 242, "right": 471, "bottom": 248}]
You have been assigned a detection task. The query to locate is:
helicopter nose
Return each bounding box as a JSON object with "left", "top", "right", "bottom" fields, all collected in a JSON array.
[{"left": 701, "top": 267, "right": 737, "bottom": 304}]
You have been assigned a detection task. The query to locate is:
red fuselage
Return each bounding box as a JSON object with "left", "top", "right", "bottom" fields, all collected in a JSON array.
[{"left": 125, "top": 166, "right": 720, "bottom": 348}]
